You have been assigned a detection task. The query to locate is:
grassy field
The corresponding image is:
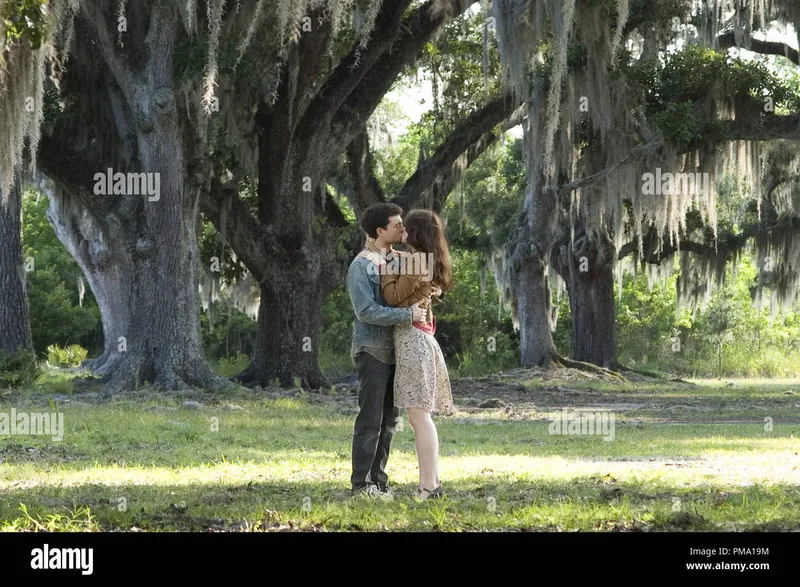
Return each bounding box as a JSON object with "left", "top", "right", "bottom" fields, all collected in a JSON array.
[{"left": 1, "top": 368, "right": 799, "bottom": 532}]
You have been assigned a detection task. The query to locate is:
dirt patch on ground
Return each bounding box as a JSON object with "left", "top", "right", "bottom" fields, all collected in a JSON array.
[
  {"left": 449, "top": 367, "right": 680, "bottom": 409},
  {"left": 10, "top": 366, "right": 799, "bottom": 424}
]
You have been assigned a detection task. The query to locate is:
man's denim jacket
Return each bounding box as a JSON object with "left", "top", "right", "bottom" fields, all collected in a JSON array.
[{"left": 347, "top": 248, "right": 413, "bottom": 352}]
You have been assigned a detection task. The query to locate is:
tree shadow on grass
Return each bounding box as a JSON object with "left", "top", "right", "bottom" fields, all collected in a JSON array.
[
  {"left": 0, "top": 409, "right": 797, "bottom": 472},
  {"left": 1, "top": 476, "right": 799, "bottom": 532}
]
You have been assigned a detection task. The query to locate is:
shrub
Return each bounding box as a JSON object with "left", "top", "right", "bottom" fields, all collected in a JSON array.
[
  {"left": 451, "top": 331, "right": 519, "bottom": 378},
  {"left": 319, "top": 288, "right": 358, "bottom": 380},
  {"left": 754, "top": 348, "right": 794, "bottom": 378},
  {"left": 0, "top": 350, "right": 41, "bottom": 389},
  {"left": 67, "top": 344, "right": 88, "bottom": 366},
  {"left": 46, "top": 344, "right": 89, "bottom": 368},
  {"left": 214, "top": 353, "right": 250, "bottom": 378}
]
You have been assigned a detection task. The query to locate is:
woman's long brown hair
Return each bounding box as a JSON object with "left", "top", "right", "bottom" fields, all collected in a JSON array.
[{"left": 404, "top": 209, "right": 454, "bottom": 293}]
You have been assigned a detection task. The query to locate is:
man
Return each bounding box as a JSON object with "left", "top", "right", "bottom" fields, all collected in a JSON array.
[{"left": 346, "top": 203, "right": 427, "bottom": 497}]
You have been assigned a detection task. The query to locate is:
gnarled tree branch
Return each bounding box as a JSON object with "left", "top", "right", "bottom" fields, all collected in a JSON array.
[
  {"left": 717, "top": 31, "right": 800, "bottom": 66},
  {"left": 393, "top": 92, "right": 520, "bottom": 209},
  {"left": 321, "top": 0, "right": 481, "bottom": 157}
]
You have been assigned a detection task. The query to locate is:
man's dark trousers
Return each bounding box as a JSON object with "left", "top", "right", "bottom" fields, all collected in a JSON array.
[{"left": 351, "top": 351, "right": 399, "bottom": 491}]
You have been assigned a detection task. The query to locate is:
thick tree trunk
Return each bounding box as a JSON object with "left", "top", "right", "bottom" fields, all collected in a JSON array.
[
  {"left": 235, "top": 137, "right": 341, "bottom": 389},
  {"left": 205, "top": 194, "right": 349, "bottom": 390},
  {"left": 237, "top": 279, "right": 330, "bottom": 389},
  {"left": 0, "top": 172, "right": 32, "bottom": 353},
  {"left": 39, "top": 1, "right": 233, "bottom": 393},
  {"left": 45, "top": 126, "right": 233, "bottom": 392},
  {"left": 551, "top": 133, "right": 619, "bottom": 369},
  {"left": 552, "top": 227, "right": 618, "bottom": 368},
  {"left": 515, "top": 248, "right": 560, "bottom": 367},
  {"left": 504, "top": 183, "right": 624, "bottom": 376},
  {"left": 46, "top": 189, "right": 132, "bottom": 374},
  {"left": 567, "top": 262, "right": 617, "bottom": 367},
  {"left": 87, "top": 124, "right": 231, "bottom": 392},
  {"left": 503, "top": 172, "right": 563, "bottom": 369}
]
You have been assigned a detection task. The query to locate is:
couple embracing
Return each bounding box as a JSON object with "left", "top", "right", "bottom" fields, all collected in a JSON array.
[{"left": 346, "top": 203, "right": 454, "bottom": 500}]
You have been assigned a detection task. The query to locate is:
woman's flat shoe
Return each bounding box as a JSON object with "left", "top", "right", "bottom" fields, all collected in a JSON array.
[{"left": 416, "top": 486, "right": 444, "bottom": 500}]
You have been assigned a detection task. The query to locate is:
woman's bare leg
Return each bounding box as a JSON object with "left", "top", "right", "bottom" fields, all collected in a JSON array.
[{"left": 406, "top": 407, "right": 439, "bottom": 490}]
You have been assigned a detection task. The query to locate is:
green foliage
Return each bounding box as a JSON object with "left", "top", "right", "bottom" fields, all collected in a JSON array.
[
  {"left": 2, "top": 0, "right": 48, "bottom": 49},
  {"left": 616, "top": 267, "right": 679, "bottom": 366},
  {"left": 418, "top": 8, "right": 504, "bottom": 134},
  {"left": 45, "top": 344, "right": 88, "bottom": 369},
  {"left": 634, "top": 46, "right": 800, "bottom": 149},
  {"left": 200, "top": 301, "right": 257, "bottom": 362},
  {"left": 373, "top": 123, "right": 424, "bottom": 198},
  {"left": 213, "top": 353, "right": 251, "bottom": 378},
  {"left": 649, "top": 100, "right": 711, "bottom": 146},
  {"left": 0, "top": 349, "right": 41, "bottom": 389},
  {"left": 376, "top": 4, "right": 506, "bottom": 202},
  {"left": 68, "top": 344, "right": 88, "bottom": 366},
  {"left": 320, "top": 288, "right": 358, "bottom": 380},
  {"left": 198, "top": 220, "right": 247, "bottom": 284},
  {"left": 442, "top": 137, "right": 526, "bottom": 252},
  {"left": 377, "top": 127, "right": 525, "bottom": 253},
  {"left": 449, "top": 329, "right": 519, "bottom": 378},
  {"left": 27, "top": 269, "right": 100, "bottom": 355},
  {"left": 552, "top": 292, "right": 572, "bottom": 357},
  {"left": 615, "top": 255, "right": 800, "bottom": 378},
  {"left": 435, "top": 249, "right": 519, "bottom": 377}
]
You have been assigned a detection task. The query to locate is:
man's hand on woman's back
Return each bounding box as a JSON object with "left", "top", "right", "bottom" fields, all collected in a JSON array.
[{"left": 411, "top": 301, "right": 427, "bottom": 323}]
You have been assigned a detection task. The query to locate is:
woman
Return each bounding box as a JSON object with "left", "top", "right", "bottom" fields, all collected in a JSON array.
[{"left": 381, "top": 209, "right": 454, "bottom": 500}]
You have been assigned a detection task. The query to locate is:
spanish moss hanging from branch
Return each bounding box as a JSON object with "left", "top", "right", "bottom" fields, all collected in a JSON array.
[{"left": 0, "top": 0, "right": 76, "bottom": 199}]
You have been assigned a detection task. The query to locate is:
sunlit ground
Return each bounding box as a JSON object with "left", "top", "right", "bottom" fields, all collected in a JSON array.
[
  {"left": 0, "top": 374, "right": 798, "bottom": 531},
  {"left": 689, "top": 378, "right": 800, "bottom": 387}
]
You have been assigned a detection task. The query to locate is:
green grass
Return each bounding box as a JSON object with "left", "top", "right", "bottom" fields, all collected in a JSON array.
[{"left": 0, "top": 374, "right": 799, "bottom": 531}]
